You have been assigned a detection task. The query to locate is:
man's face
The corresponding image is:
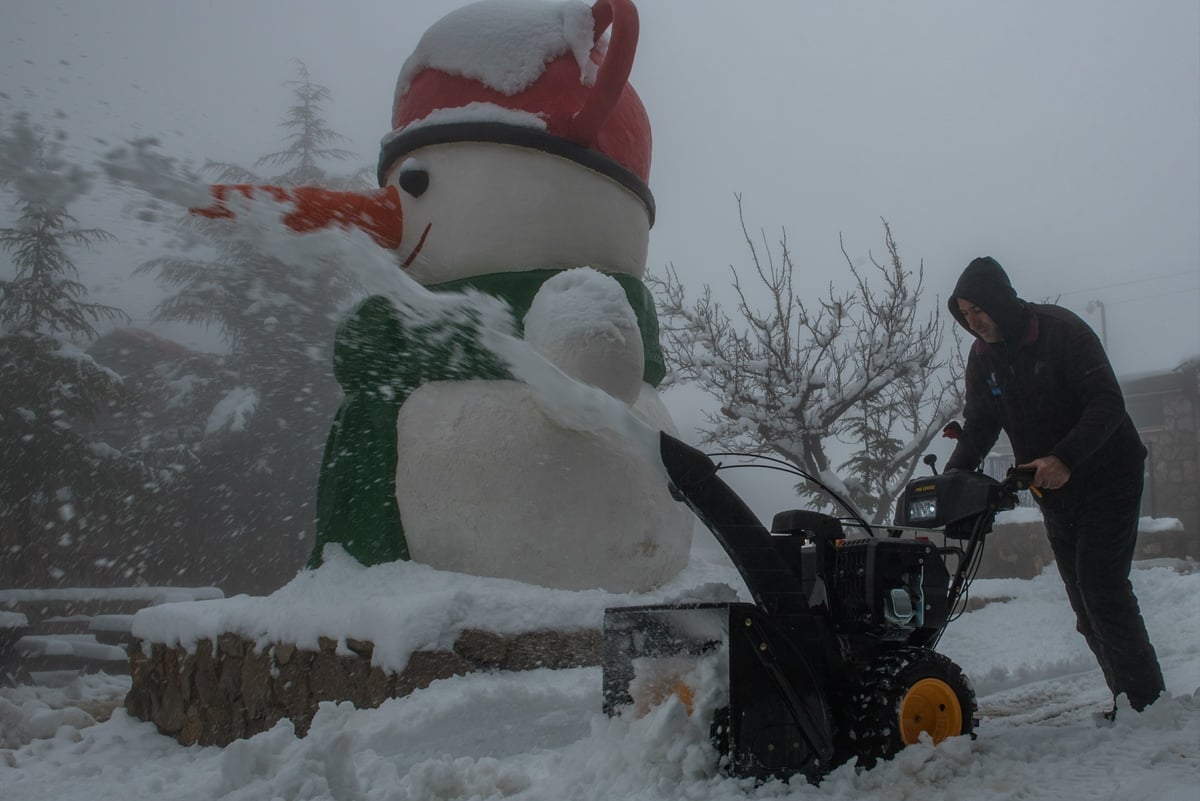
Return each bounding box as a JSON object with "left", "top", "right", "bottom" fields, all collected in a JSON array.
[{"left": 957, "top": 298, "right": 1004, "bottom": 343}]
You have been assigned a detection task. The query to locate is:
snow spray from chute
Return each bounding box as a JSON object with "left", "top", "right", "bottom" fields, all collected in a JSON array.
[
  {"left": 194, "top": 184, "right": 405, "bottom": 251},
  {"left": 98, "top": 141, "right": 667, "bottom": 478}
]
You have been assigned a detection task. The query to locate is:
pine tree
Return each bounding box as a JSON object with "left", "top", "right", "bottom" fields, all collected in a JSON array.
[
  {"left": 134, "top": 62, "right": 368, "bottom": 593},
  {"left": 251, "top": 60, "right": 364, "bottom": 187},
  {"left": 0, "top": 115, "right": 135, "bottom": 586},
  {"left": 206, "top": 60, "right": 369, "bottom": 189}
]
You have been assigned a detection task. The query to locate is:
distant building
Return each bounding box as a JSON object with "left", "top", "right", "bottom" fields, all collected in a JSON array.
[{"left": 1122, "top": 358, "right": 1199, "bottom": 536}]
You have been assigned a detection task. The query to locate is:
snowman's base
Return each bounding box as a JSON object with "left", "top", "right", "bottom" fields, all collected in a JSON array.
[{"left": 124, "top": 627, "right": 602, "bottom": 746}]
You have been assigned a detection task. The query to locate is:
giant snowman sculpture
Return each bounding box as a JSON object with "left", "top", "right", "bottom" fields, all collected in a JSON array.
[{"left": 199, "top": 0, "right": 692, "bottom": 593}]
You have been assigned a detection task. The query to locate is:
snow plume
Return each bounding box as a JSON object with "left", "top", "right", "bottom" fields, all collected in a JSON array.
[
  {"left": 100, "top": 138, "right": 665, "bottom": 475},
  {"left": 97, "top": 139, "right": 210, "bottom": 211},
  {"left": 0, "top": 114, "right": 93, "bottom": 209},
  {"left": 205, "top": 387, "right": 259, "bottom": 435}
]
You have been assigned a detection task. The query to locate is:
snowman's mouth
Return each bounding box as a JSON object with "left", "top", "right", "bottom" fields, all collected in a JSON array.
[{"left": 401, "top": 223, "right": 432, "bottom": 270}]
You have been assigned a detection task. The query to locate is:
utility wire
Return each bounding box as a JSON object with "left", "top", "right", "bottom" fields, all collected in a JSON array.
[
  {"left": 1099, "top": 286, "right": 1200, "bottom": 307},
  {"left": 1056, "top": 270, "right": 1198, "bottom": 298}
]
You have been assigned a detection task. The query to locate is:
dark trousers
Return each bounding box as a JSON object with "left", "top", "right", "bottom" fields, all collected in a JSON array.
[{"left": 1042, "top": 466, "right": 1165, "bottom": 711}]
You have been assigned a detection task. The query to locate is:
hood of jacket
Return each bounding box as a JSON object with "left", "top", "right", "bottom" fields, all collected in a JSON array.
[{"left": 948, "top": 256, "right": 1028, "bottom": 343}]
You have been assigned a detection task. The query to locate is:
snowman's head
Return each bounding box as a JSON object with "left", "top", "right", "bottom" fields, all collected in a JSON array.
[{"left": 379, "top": 0, "right": 654, "bottom": 285}]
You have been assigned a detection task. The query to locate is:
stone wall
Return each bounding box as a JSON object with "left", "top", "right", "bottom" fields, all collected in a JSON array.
[
  {"left": 975, "top": 519, "right": 1197, "bottom": 580},
  {"left": 1144, "top": 392, "right": 1199, "bottom": 538},
  {"left": 125, "top": 627, "right": 602, "bottom": 746}
]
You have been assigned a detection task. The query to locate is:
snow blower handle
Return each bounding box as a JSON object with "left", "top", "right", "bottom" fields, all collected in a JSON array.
[{"left": 1004, "top": 465, "right": 1041, "bottom": 499}]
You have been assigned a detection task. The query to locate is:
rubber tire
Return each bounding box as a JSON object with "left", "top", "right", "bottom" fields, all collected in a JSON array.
[{"left": 844, "top": 647, "right": 976, "bottom": 768}]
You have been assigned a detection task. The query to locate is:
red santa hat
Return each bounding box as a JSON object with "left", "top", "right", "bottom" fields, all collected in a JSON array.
[{"left": 377, "top": 0, "right": 655, "bottom": 223}]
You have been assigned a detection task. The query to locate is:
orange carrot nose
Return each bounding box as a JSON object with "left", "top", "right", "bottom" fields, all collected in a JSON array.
[{"left": 190, "top": 185, "right": 404, "bottom": 250}]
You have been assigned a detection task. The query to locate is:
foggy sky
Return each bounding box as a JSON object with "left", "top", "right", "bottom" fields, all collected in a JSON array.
[{"left": 3, "top": 0, "right": 1198, "bottom": 376}]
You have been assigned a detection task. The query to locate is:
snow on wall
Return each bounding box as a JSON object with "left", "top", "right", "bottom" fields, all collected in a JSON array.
[
  {"left": 129, "top": 545, "right": 742, "bottom": 675},
  {"left": 995, "top": 505, "right": 1184, "bottom": 534},
  {"left": 0, "top": 587, "right": 223, "bottom": 603}
]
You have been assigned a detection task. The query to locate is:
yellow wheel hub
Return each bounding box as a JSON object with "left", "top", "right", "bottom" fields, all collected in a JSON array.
[{"left": 899, "top": 678, "right": 963, "bottom": 744}]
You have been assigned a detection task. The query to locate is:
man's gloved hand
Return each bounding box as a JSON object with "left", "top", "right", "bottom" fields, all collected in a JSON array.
[{"left": 1018, "top": 455, "right": 1071, "bottom": 490}]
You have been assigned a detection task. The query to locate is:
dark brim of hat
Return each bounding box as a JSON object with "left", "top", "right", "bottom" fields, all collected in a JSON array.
[{"left": 377, "top": 121, "right": 656, "bottom": 227}]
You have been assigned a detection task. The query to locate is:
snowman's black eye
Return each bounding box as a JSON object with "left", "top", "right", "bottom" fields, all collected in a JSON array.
[{"left": 398, "top": 167, "right": 429, "bottom": 198}]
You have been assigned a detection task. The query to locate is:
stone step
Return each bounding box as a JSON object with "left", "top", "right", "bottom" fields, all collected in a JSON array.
[
  {"left": 89, "top": 615, "right": 137, "bottom": 650},
  {"left": 0, "top": 587, "right": 223, "bottom": 626},
  {"left": 15, "top": 634, "right": 132, "bottom": 677},
  {"left": 37, "top": 616, "right": 95, "bottom": 635}
]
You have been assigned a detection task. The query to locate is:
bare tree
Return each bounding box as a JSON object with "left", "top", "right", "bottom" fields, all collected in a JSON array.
[{"left": 652, "top": 197, "right": 964, "bottom": 523}]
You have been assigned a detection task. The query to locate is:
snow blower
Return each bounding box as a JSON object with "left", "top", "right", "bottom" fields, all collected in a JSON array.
[{"left": 602, "top": 431, "right": 1034, "bottom": 782}]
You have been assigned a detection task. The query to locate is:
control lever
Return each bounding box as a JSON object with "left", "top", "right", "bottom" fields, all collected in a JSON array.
[{"left": 1005, "top": 466, "right": 1041, "bottom": 498}]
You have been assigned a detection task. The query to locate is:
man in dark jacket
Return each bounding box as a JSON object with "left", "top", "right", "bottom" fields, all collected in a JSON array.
[{"left": 945, "top": 256, "right": 1164, "bottom": 715}]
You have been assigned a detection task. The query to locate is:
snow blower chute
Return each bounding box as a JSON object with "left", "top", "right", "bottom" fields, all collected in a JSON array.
[{"left": 602, "top": 432, "right": 1034, "bottom": 782}]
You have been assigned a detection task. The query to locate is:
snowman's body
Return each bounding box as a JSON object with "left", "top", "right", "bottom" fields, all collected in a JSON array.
[
  {"left": 396, "top": 380, "right": 688, "bottom": 592},
  {"left": 306, "top": 0, "right": 694, "bottom": 592},
  {"left": 385, "top": 141, "right": 691, "bottom": 592}
]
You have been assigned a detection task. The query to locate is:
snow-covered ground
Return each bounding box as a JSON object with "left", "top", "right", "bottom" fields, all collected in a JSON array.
[{"left": 2, "top": 531, "right": 1197, "bottom": 801}]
